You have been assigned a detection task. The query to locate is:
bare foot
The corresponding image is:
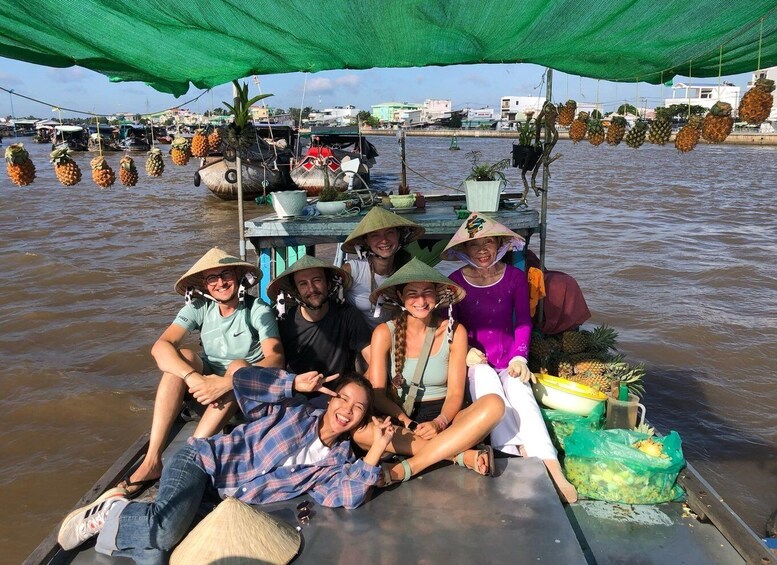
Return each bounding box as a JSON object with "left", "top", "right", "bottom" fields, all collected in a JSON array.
[{"left": 543, "top": 458, "right": 578, "bottom": 503}]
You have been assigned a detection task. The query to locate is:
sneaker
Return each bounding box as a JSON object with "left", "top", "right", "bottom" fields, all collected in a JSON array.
[{"left": 57, "top": 487, "right": 127, "bottom": 550}]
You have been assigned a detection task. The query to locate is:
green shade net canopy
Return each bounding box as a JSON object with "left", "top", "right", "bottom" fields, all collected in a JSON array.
[{"left": 1, "top": 0, "right": 776, "bottom": 95}]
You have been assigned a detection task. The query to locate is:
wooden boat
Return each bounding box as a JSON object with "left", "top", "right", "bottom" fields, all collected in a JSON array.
[
  {"left": 197, "top": 124, "right": 298, "bottom": 200},
  {"left": 87, "top": 125, "right": 120, "bottom": 151},
  {"left": 51, "top": 125, "right": 88, "bottom": 152},
  {"left": 117, "top": 124, "right": 151, "bottom": 152},
  {"left": 290, "top": 126, "right": 378, "bottom": 196}
]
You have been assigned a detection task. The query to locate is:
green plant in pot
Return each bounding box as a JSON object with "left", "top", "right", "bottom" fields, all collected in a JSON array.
[
  {"left": 222, "top": 80, "right": 272, "bottom": 157},
  {"left": 513, "top": 112, "right": 542, "bottom": 172},
  {"left": 316, "top": 176, "right": 353, "bottom": 215},
  {"left": 463, "top": 150, "right": 510, "bottom": 212}
]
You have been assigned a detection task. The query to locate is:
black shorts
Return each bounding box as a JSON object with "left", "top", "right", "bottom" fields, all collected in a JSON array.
[{"left": 409, "top": 398, "right": 445, "bottom": 423}]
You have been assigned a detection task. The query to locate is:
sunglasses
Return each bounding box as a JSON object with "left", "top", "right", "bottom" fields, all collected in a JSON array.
[
  {"left": 204, "top": 269, "right": 236, "bottom": 285},
  {"left": 296, "top": 500, "right": 313, "bottom": 527}
]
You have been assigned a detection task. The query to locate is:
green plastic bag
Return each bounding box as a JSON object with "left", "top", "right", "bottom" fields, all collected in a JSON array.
[
  {"left": 540, "top": 402, "right": 605, "bottom": 452},
  {"left": 563, "top": 429, "right": 686, "bottom": 504}
]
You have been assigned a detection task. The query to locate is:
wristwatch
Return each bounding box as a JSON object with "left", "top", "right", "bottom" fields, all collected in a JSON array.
[{"left": 406, "top": 420, "right": 419, "bottom": 431}]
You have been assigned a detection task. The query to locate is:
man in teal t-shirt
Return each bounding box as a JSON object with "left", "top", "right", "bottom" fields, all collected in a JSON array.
[{"left": 118, "top": 248, "right": 285, "bottom": 498}]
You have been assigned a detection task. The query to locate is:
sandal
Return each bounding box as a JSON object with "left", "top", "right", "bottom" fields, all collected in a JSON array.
[
  {"left": 117, "top": 472, "right": 161, "bottom": 500},
  {"left": 454, "top": 444, "right": 494, "bottom": 477},
  {"left": 378, "top": 457, "right": 412, "bottom": 487}
]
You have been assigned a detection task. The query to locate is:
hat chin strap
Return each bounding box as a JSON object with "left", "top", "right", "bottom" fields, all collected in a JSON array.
[
  {"left": 184, "top": 274, "right": 255, "bottom": 305},
  {"left": 385, "top": 287, "right": 456, "bottom": 343},
  {"left": 451, "top": 240, "right": 517, "bottom": 269}
]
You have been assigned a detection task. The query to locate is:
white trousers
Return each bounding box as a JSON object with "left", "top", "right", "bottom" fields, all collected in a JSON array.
[{"left": 468, "top": 364, "right": 557, "bottom": 460}]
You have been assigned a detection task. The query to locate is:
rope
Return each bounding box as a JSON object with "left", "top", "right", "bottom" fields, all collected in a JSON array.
[
  {"left": 757, "top": 17, "right": 764, "bottom": 72},
  {"left": 0, "top": 85, "right": 208, "bottom": 118},
  {"left": 94, "top": 115, "right": 103, "bottom": 156},
  {"left": 400, "top": 155, "right": 465, "bottom": 193},
  {"left": 688, "top": 60, "right": 692, "bottom": 120}
]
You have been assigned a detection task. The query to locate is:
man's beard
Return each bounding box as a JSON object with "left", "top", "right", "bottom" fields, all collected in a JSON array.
[{"left": 299, "top": 291, "right": 329, "bottom": 310}]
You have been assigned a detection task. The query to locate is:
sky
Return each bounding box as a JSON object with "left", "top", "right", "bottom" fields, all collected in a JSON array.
[{"left": 0, "top": 56, "right": 758, "bottom": 121}]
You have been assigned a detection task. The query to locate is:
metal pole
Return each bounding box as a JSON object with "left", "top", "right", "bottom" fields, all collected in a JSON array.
[
  {"left": 9, "top": 90, "right": 17, "bottom": 137},
  {"left": 234, "top": 82, "right": 246, "bottom": 260},
  {"left": 399, "top": 129, "right": 408, "bottom": 194},
  {"left": 537, "top": 68, "right": 552, "bottom": 325}
]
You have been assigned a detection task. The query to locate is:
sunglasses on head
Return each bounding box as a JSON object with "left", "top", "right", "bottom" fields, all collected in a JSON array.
[{"left": 296, "top": 500, "right": 313, "bottom": 526}]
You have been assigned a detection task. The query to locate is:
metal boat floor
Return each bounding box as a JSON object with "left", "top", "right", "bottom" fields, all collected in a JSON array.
[{"left": 65, "top": 421, "right": 744, "bottom": 564}]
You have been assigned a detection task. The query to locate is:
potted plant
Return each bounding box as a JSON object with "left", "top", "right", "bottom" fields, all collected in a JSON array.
[
  {"left": 512, "top": 112, "right": 542, "bottom": 172},
  {"left": 463, "top": 150, "right": 510, "bottom": 212},
  {"left": 316, "top": 183, "right": 353, "bottom": 215}
]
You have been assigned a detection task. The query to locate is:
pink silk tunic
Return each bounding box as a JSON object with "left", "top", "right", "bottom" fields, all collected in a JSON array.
[{"left": 450, "top": 265, "right": 532, "bottom": 370}]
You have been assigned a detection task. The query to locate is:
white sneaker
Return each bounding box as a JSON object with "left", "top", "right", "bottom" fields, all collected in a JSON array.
[{"left": 57, "top": 487, "right": 127, "bottom": 550}]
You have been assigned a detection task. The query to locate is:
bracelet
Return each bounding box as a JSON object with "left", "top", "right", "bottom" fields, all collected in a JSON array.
[
  {"left": 182, "top": 370, "right": 197, "bottom": 383},
  {"left": 433, "top": 415, "right": 449, "bottom": 432}
]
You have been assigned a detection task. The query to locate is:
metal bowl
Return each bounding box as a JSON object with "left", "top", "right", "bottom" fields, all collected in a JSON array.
[{"left": 531, "top": 373, "right": 607, "bottom": 416}]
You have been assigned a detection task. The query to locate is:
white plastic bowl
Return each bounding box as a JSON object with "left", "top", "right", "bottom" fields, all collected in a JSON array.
[
  {"left": 389, "top": 194, "right": 416, "bottom": 209},
  {"left": 531, "top": 373, "right": 607, "bottom": 416},
  {"left": 271, "top": 190, "right": 308, "bottom": 218},
  {"left": 316, "top": 200, "right": 348, "bottom": 215}
]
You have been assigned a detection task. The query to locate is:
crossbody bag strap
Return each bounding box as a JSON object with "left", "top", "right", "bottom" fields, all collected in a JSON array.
[{"left": 402, "top": 324, "right": 436, "bottom": 415}]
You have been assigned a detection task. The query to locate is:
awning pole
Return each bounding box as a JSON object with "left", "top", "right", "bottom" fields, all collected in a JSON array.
[
  {"left": 234, "top": 82, "right": 246, "bottom": 260},
  {"left": 537, "top": 68, "right": 553, "bottom": 325}
]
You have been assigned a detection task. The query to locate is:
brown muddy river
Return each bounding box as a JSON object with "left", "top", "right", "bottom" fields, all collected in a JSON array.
[{"left": 1, "top": 135, "right": 776, "bottom": 561}]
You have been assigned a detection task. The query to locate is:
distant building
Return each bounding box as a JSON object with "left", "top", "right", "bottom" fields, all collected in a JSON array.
[
  {"left": 500, "top": 96, "right": 545, "bottom": 123},
  {"left": 461, "top": 108, "right": 498, "bottom": 129},
  {"left": 421, "top": 99, "right": 451, "bottom": 122},
  {"left": 371, "top": 102, "right": 421, "bottom": 123},
  {"left": 249, "top": 105, "right": 270, "bottom": 121},
  {"left": 664, "top": 82, "right": 740, "bottom": 110},
  {"left": 308, "top": 105, "right": 359, "bottom": 126}
]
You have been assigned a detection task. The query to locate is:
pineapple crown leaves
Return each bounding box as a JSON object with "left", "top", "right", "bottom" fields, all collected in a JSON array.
[
  {"left": 654, "top": 107, "right": 673, "bottom": 121},
  {"left": 610, "top": 116, "right": 628, "bottom": 127},
  {"left": 6, "top": 143, "right": 29, "bottom": 164},
  {"left": 575, "top": 111, "right": 590, "bottom": 122},
  {"left": 465, "top": 150, "right": 511, "bottom": 182},
  {"left": 587, "top": 118, "right": 605, "bottom": 134},
  {"left": 120, "top": 156, "right": 137, "bottom": 171},
  {"left": 563, "top": 100, "right": 577, "bottom": 109},
  {"left": 709, "top": 102, "right": 733, "bottom": 117},
  {"left": 632, "top": 120, "right": 648, "bottom": 132},
  {"left": 90, "top": 156, "right": 110, "bottom": 170},
  {"left": 754, "top": 77, "right": 776, "bottom": 93},
  {"left": 49, "top": 147, "right": 74, "bottom": 165},
  {"left": 147, "top": 147, "right": 163, "bottom": 158},
  {"left": 222, "top": 80, "right": 273, "bottom": 130},
  {"left": 172, "top": 137, "right": 191, "bottom": 150}
]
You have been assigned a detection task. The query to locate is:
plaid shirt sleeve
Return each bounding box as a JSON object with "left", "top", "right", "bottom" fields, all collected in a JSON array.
[
  {"left": 308, "top": 456, "right": 381, "bottom": 509},
  {"left": 233, "top": 366, "right": 294, "bottom": 419}
]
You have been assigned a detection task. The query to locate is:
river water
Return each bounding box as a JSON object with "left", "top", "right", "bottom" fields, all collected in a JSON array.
[{"left": 1, "top": 135, "right": 776, "bottom": 561}]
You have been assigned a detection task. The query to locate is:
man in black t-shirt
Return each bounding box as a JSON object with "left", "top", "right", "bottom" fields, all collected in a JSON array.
[{"left": 267, "top": 256, "right": 372, "bottom": 377}]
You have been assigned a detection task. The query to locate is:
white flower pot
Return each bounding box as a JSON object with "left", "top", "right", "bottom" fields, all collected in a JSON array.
[
  {"left": 464, "top": 180, "right": 503, "bottom": 212},
  {"left": 271, "top": 190, "right": 308, "bottom": 218},
  {"left": 316, "top": 200, "right": 348, "bottom": 215}
]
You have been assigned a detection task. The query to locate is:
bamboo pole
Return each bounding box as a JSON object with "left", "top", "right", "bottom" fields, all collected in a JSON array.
[
  {"left": 399, "top": 129, "right": 408, "bottom": 194},
  {"left": 234, "top": 82, "right": 246, "bottom": 260},
  {"left": 537, "top": 68, "right": 553, "bottom": 325}
]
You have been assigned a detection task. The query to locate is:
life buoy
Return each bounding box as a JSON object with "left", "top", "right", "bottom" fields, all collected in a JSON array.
[
  {"left": 193, "top": 171, "right": 201, "bottom": 187},
  {"left": 225, "top": 168, "right": 238, "bottom": 184}
]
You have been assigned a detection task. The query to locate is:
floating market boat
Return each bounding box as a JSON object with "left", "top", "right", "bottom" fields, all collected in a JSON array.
[
  {"left": 87, "top": 125, "right": 120, "bottom": 151},
  {"left": 290, "top": 126, "right": 378, "bottom": 195},
  {"left": 3, "top": 1, "right": 777, "bottom": 563},
  {"left": 51, "top": 125, "right": 88, "bottom": 152},
  {"left": 117, "top": 124, "right": 151, "bottom": 152},
  {"left": 197, "top": 124, "right": 298, "bottom": 200}
]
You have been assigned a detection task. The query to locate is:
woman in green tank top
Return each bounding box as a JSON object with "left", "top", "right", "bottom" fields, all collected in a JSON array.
[{"left": 352, "top": 258, "right": 505, "bottom": 484}]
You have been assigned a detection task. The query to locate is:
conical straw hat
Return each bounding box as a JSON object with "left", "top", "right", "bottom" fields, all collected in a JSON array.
[
  {"left": 341, "top": 206, "right": 425, "bottom": 254},
  {"left": 174, "top": 247, "right": 260, "bottom": 295},
  {"left": 440, "top": 212, "right": 525, "bottom": 261},
  {"left": 170, "top": 497, "right": 301, "bottom": 565},
  {"left": 266, "top": 254, "right": 352, "bottom": 302},
  {"left": 370, "top": 257, "right": 465, "bottom": 307}
]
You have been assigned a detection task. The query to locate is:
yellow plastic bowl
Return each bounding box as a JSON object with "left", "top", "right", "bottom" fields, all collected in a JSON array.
[
  {"left": 531, "top": 373, "right": 607, "bottom": 416},
  {"left": 389, "top": 194, "right": 416, "bottom": 209}
]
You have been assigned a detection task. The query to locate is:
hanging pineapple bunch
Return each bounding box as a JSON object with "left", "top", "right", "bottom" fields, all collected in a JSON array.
[
  {"left": 738, "top": 77, "right": 775, "bottom": 125},
  {"left": 557, "top": 100, "right": 577, "bottom": 127},
  {"left": 146, "top": 147, "right": 165, "bottom": 177},
  {"left": 5, "top": 143, "right": 36, "bottom": 186},
  {"left": 587, "top": 116, "right": 606, "bottom": 146},
  {"left": 624, "top": 120, "right": 648, "bottom": 148},
  {"left": 171, "top": 137, "right": 191, "bottom": 166},
  {"left": 606, "top": 116, "right": 627, "bottom": 146},
  {"left": 568, "top": 111, "right": 589, "bottom": 143},
  {"left": 701, "top": 102, "right": 734, "bottom": 143},
  {"left": 191, "top": 128, "right": 209, "bottom": 158},
  {"left": 119, "top": 156, "right": 139, "bottom": 187},
  {"left": 90, "top": 156, "right": 116, "bottom": 188},
  {"left": 647, "top": 108, "right": 673, "bottom": 145},
  {"left": 207, "top": 128, "right": 223, "bottom": 152},
  {"left": 50, "top": 147, "right": 82, "bottom": 186},
  {"left": 675, "top": 115, "right": 704, "bottom": 153}
]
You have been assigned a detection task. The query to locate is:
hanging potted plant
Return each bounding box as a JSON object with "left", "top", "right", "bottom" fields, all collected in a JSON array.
[
  {"left": 512, "top": 112, "right": 542, "bottom": 172},
  {"left": 463, "top": 150, "right": 510, "bottom": 212}
]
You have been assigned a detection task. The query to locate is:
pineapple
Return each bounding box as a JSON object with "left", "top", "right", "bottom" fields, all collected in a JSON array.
[
  {"left": 702, "top": 102, "right": 734, "bottom": 143},
  {"left": 675, "top": 115, "right": 703, "bottom": 153},
  {"left": 146, "top": 147, "right": 165, "bottom": 176},
  {"left": 528, "top": 331, "right": 561, "bottom": 373},
  {"left": 624, "top": 120, "right": 648, "bottom": 148},
  {"left": 557, "top": 100, "right": 577, "bottom": 127},
  {"left": 90, "top": 156, "right": 115, "bottom": 188},
  {"left": 603, "top": 359, "right": 646, "bottom": 397},
  {"left": 561, "top": 329, "right": 591, "bottom": 354},
  {"left": 606, "top": 116, "right": 627, "bottom": 146},
  {"left": 587, "top": 118, "right": 606, "bottom": 146},
  {"left": 191, "top": 128, "right": 209, "bottom": 158},
  {"left": 50, "top": 148, "right": 82, "bottom": 186},
  {"left": 556, "top": 357, "right": 575, "bottom": 379},
  {"left": 119, "top": 156, "right": 139, "bottom": 187},
  {"left": 171, "top": 137, "right": 191, "bottom": 165},
  {"left": 588, "top": 324, "right": 618, "bottom": 353},
  {"left": 208, "top": 128, "right": 223, "bottom": 151},
  {"left": 568, "top": 111, "right": 588, "bottom": 143},
  {"left": 738, "top": 78, "right": 775, "bottom": 125},
  {"left": 573, "top": 358, "right": 607, "bottom": 379},
  {"left": 5, "top": 143, "right": 36, "bottom": 186},
  {"left": 633, "top": 437, "right": 667, "bottom": 458},
  {"left": 648, "top": 108, "right": 673, "bottom": 145}
]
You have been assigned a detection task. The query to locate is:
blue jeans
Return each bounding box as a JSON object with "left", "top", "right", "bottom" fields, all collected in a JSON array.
[{"left": 96, "top": 444, "right": 209, "bottom": 565}]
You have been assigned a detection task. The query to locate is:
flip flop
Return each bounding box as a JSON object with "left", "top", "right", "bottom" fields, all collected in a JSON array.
[
  {"left": 454, "top": 444, "right": 494, "bottom": 477},
  {"left": 117, "top": 474, "right": 161, "bottom": 500}
]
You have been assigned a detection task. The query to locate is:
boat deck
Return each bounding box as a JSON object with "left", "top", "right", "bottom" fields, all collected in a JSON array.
[{"left": 49, "top": 421, "right": 747, "bottom": 565}]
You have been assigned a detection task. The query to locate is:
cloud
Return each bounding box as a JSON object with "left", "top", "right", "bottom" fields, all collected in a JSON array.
[
  {"left": 461, "top": 73, "right": 490, "bottom": 87},
  {"left": 45, "top": 67, "right": 88, "bottom": 83},
  {"left": 0, "top": 72, "right": 23, "bottom": 86},
  {"left": 306, "top": 74, "right": 360, "bottom": 94}
]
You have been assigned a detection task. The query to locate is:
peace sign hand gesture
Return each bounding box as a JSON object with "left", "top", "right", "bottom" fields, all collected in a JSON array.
[{"left": 293, "top": 371, "right": 340, "bottom": 396}]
